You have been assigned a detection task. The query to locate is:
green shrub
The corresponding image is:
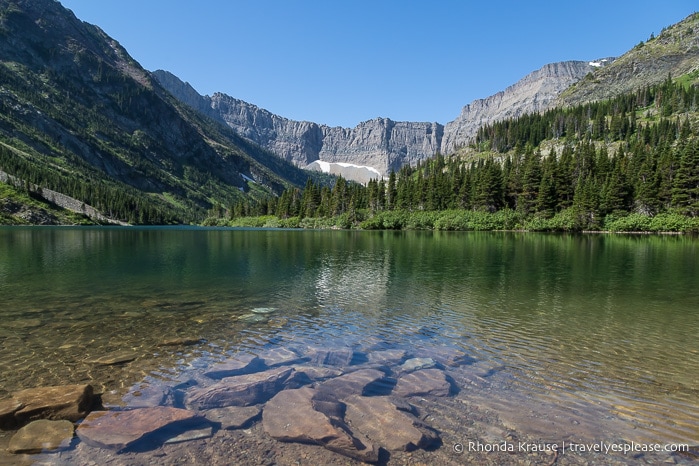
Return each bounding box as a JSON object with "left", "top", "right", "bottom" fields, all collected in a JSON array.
[
  {"left": 604, "top": 213, "right": 652, "bottom": 232},
  {"left": 434, "top": 210, "right": 470, "bottom": 230},
  {"left": 649, "top": 212, "right": 692, "bottom": 232}
]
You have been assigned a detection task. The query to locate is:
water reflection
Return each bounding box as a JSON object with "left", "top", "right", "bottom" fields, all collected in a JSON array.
[{"left": 0, "top": 227, "right": 697, "bottom": 448}]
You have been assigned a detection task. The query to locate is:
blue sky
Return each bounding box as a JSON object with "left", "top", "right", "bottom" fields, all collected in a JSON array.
[{"left": 59, "top": 1, "right": 697, "bottom": 128}]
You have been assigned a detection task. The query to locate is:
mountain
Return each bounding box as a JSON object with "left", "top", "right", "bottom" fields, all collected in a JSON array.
[
  {"left": 441, "top": 60, "right": 604, "bottom": 154},
  {"left": 155, "top": 61, "right": 603, "bottom": 180},
  {"left": 0, "top": 0, "right": 311, "bottom": 224},
  {"left": 153, "top": 71, "right": 443, "bottom": 176},
  {"left": 559, "top": 13, "right": 699, "bottom": 106},
  {"left": 154, "top": 13, "right": 699, "bottom": 182}
]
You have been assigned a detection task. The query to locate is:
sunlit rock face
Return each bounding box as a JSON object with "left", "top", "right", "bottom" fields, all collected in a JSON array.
[
  {"left": 154, "top": 60, "right": 600, "bottom": 180},
  {"left": 441, "top": 61, "right": 598, "bottom": 154}
]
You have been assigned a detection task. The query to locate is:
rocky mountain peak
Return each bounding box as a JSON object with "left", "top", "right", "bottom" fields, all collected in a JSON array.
[
  {"left": 558, "top": 13, "right": 699, "bottom": 107},
  {"left": 441, "top": 60, "right": 599, "bottom": 153},
  {"left": 155, "top": 58, "right": 601, "bottom": 181}
]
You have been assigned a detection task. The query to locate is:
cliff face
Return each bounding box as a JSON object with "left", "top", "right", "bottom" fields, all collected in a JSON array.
[
  {"left": 442, "top": 61, "right": 597, "bottom": 153},
  {"left": 154, "top": 77, "right": 447, "bottom": 175},
  {"left": 210, "top": 92, "right": 325, "bottom": 168},
  {"left": 154, "top": 60, "right": 601, "bottom": 178},
  {"left": 319, "top": 119, "right": 443, "bottom": 173}
]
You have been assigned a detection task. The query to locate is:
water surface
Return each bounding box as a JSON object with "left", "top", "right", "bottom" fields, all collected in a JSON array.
[{"left": 0, "top": 227, "right": 697, "bottom": 459}]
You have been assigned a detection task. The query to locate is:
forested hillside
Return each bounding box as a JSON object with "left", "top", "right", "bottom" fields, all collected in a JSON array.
[
  {"left": 0, "top": 0, "right": 314, "bottom": 225},
  {"left": 222, "top": 74, "right": 699, "bottom": 233}
]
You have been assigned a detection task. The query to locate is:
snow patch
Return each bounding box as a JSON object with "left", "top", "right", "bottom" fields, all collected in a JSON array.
[
  {"left": 305, "top": 160, "right": 384, "bottom": 184},
  {"left": 314, "top": 160, "right": 332, "bottom": 173},
  {"left": 335, "top": 162, "right": 383, "bottom": 178},
  {"left": 589, "top": 59, "right": 610, "bottom": 68},
  {"left": 241, "top": 173, "right": 256, "bottom": 183},
  {"left": 309, "top": 160, "right": 382, "bottom": 178}
]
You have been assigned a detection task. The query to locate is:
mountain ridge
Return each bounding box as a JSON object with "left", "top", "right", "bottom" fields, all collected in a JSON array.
[
  {"left": 0, "top": 0, "right": 312, "bottom": 223},
  {"left": 154, "top": 13, "right": 699, "bottom": 182},
  {"left": 558, "top": 12, "right": 699, "bottom": 106},
  {"left": 154, "top": 59, "right": 602, "bottom": 179}
]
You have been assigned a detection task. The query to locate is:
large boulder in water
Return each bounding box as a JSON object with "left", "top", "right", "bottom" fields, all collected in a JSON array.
[
  {"left": 8, "top": 419, "right": 74, "bottom": 454},
  {"left": 76, "top": 406, "right": 202, "bottom": 451},
  {"left": 187, "top": 366, "right": 293, "bottom": 409},
  {"left": 343, "top": 395, "right": 439, "bottom": 451},
  {"left": 393, "top": 369, "right": 452, "bottom": 397},
  {"left": 12, "top": 384, "right": 95, "bottom": 424},
  {"left": 262, "top": 387, "right": 379, "bottom": 463}
]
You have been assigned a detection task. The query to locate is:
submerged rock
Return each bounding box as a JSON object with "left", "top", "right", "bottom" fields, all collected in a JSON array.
[
  {"left": 8, "top": 419, "right": 74, "bottom": 454},
  {"left": 122, "top": 384, "right": 174, "bottom": 408},
  {"left": 344, "top": 395, "right": 439, "bottom": 451},
  {"left": 367, "top": 349, "right": 406, "bottom": 366},
  {"left": 13, "top": 384, "right": 95, "bottom": 423},
  {"left": 88, "top": 350, "right": 139, "bottom": 366},
  {"left": 398, "top": 357, "right": 437, "bottom": 373},
  {"left": 203, "top": 353, "right": 263, "bottom": 379},
  {"left": 187, "top": 366, "right": 293, "bottom": 409},
  {"left": 250, "top": 307, "right": 277, "bottom": 314},
  {"left": 256, "top": 347, "right": 306, "bottom": 367},
  {"left": 0, "top": 398, "right": 23, "bottom": 429},
  {"left": 76, "top": 406, "right": 202, "bottom": 451},
  {"left": 306, "top": 347, "right": 354, "bottom": 366},
  {"left": 237, "top": 313, "right": 268, "bottom": 324},
  {"left": 163, "top": 425, "right": 213, "bottom": 444},
  {"left": 393, "top": 369, "right": 452, "bottom": 397},
  {"left": 157, "top": 337, "right": 204, "bottom": 347},
  {"left": 202, "top": 406, "right": 261, "bottom": 430},
  {"left": 263, "top": 387, "right": 379, "bottom": 463},
  {"left": 292, "top": 365, "right": 344, "bottom": 380},
  {"left": 421, "top": 346, "right": 473, "bottom": 367},
  {"left": 315, "top": 369, "right": 387, "bottom": 401}
]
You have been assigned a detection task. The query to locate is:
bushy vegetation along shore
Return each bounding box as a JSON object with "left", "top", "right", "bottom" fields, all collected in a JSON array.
[{"left": 204, "top": 208, "right": 699, "bottom": 233}]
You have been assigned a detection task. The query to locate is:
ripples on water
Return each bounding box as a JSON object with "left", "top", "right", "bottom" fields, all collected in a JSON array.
[{"left": 0, "top": 227, "right": 698, "bottom": 450}]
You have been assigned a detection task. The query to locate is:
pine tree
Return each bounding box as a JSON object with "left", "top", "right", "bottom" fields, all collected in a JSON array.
[
  {"left": 573, "top": 174, "right": 600, "bottom": 229},
  {"left": 536, "top": 151, "right": 558, "bottom": 217},
  {"left": 331, "top": 176, "right": 348, "bottom": 216},
  {"left": 600, "top": 156, "right": 631, "bottom": 215},
  {"left": 518, "top": 148, "right": 542, "bottom": 214},
  {"left": 386, "top": 171, "right": 397, "bottom": 210},
  {"left": 633, "top": 156, "right": 660, "bottom": 215},
  {"left": 671, "top": 141, "right": 699, "bottom": 216}
]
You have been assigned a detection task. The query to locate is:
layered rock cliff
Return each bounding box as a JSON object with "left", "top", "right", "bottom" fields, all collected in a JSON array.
[
  {"left": 154, "top": 60, "right": 602, "bottom": 178},
  {"left": 207, "top": 91, "right": 444, "bottom": 174},
  {"left": 441, "top": 61, "right": 599, "bottom": 153}
]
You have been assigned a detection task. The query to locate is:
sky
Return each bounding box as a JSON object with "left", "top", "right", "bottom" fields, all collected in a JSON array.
[{"left": 59, "top": 1, "right": 697, "bottom": 128}]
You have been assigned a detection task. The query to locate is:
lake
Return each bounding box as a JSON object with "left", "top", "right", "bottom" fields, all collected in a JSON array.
[{"left": 0, "top": 227, "right": 697, "bottom": 464}]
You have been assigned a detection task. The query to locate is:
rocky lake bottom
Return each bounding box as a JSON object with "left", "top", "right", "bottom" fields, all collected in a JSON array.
[
  {"left": 1, "top": 304, "right": 698, "bottom": 466},
  {"left": 1, "top": 228, "right": 698, "bottom": 465}
]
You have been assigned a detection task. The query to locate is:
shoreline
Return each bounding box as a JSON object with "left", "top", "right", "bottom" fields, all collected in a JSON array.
[{"left": 1, "top": 222, "right": 695, "bottom": 235}]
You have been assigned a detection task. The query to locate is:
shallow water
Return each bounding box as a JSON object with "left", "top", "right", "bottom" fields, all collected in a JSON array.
[{"left": 1, "top": 227, "right": 698, "bottom": 460}]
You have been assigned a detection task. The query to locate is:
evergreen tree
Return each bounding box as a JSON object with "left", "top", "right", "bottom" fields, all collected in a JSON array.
[
  {"left": 600, "top": 155, "right": 631, "bottom": 215},
  {"left": 386, "top": 171, "right": 397, "bottom": 210},
  {"left": 633, "top": 155, "right": 660, "bottom": 215},
  {"left": 536, "top": 152, "right": 558, "bottom": 217},
  {"left": 518, "top": 148, "right": 542, "bottom": 214},
  {"left": 331, "top": 176, "right": 348, "bottom": 216},
  {"left": 573, "top": 173, "right": 601, "bottom": 229},
  {"left": 671, "top": 141, "right": 699, "bottom": 216}
]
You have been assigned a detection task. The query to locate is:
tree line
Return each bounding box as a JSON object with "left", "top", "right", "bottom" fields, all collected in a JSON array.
[
  {"left": 474, "top": 74, "right": 697, "bottom": 152},
  {"left": 0, "top": 144, "right": 184, "bottom": 224},
  {"left": 223, "top": 76, "right": 699, "bottom": 232}
]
